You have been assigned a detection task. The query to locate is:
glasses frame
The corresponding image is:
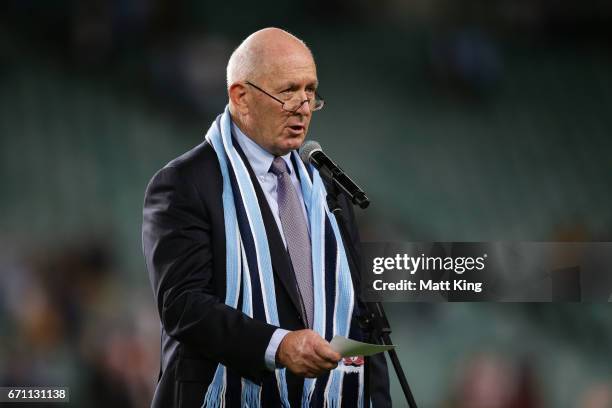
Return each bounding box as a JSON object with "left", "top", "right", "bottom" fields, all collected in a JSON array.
[{"left": 245, "top": 81, "right": 325, "bottom": 114}]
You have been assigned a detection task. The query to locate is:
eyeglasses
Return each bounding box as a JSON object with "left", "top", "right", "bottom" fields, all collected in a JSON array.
[{"left": 245, "top": 81, "right": 325, "bottom": 114}]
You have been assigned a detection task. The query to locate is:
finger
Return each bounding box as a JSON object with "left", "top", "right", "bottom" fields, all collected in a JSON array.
[
  {"left": 313, "top": 343, "right": 341, "bottom": 363},
  {"left": 304, "top": 358, "right": 337, "bottom": 374},
  {"left": 310, "top": 351, "right": 339, "bottom": 369},
  {"left": 304, "top": 353, "right": 340, "bottom": 374},
  {"left": 304, "top": 354, "right": 329, "bottom": 371},
  {"left": 302, "top": 349, "right": 340, "bottom": 374},
  {"left": 304, "top": 365, "right": 329, "bottom": 378},
  {"left": 300, "top": 359, "right": 327, "bottom": 378},
  {"left": 305, "top": 349, "right": 335, "bottom": 370}
]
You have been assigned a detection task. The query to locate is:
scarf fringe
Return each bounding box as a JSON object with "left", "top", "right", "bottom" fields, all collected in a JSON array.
[
  {"left": 241, "top": 379, "right": 261, "bottom": 408},
  {"left": 301, "top": 378, "right": 316, "bottom": 408},
  {"left": 202, "top": 365, "right": 226, "bottom": 408}
]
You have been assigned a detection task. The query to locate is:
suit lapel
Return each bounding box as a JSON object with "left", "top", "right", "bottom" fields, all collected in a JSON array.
[{"left": 232, "top": 137, "right": 304, "bottom": 317}]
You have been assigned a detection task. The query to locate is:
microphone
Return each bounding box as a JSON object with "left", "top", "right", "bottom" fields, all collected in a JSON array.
[{"left": 299, "top": 141, "right": 370, "bottom": 209}]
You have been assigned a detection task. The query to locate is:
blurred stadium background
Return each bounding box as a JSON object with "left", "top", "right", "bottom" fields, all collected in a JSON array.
[{"left": 1, "top": 1, "right": 612, "bottom": 406}]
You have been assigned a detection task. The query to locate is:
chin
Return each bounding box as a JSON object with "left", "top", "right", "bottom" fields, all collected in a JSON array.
[{"left": 283, "top": 137, "right": 305, "bottom": 152}]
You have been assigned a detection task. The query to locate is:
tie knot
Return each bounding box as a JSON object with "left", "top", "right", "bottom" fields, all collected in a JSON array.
[{"left": 269, "top": 157, "right": 289, "bottom": 176}]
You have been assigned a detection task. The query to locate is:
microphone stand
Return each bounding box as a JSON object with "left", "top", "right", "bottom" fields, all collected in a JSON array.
[{"left": 326, "top": 185, "right": 419, "bottom": 408}]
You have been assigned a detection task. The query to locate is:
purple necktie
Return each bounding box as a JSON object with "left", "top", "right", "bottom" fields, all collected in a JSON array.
[{"left": 269, "top": 157, "right": 314, "bottom": 328}]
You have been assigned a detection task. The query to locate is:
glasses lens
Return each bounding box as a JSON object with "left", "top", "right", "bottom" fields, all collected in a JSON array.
[{"left": 283, "top": 96, "right": 324, "bottom": 112}]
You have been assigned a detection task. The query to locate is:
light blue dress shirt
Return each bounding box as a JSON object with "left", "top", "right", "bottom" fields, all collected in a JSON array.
[{"left": 232, "top": 122, "right": 309, "bottom": 371}]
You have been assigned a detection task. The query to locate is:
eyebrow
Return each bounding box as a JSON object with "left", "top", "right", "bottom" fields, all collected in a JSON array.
[{"left": 278, "top": 80, "right": 319, "bottom": 91}]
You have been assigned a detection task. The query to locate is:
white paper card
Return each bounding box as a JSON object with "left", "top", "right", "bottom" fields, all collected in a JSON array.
[{"left": 329, "top": 336, "right": 395, "bottom": 357}]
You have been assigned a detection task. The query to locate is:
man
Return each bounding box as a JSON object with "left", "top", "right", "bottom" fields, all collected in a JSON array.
[{"left": 142, "top": 28, "right": 391, "bottom": 407}]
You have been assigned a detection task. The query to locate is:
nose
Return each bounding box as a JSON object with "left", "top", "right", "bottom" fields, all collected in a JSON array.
[{"left": 294, "top": 96, "right": 312, "bottom": 115}]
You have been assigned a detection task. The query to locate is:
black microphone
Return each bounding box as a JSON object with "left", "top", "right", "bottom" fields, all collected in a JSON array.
[{"left": 299, "top": 141, "right": 370, "bottom": 209}]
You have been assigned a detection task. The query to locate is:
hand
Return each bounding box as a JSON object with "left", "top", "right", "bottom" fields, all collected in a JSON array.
[{"left": 276, "top": 329, "right": 341, "bottom": 378}]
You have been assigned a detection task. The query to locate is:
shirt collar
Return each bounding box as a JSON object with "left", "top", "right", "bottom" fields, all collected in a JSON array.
[{"left": 232, "top": 121, "right": 293, "bottom": 177}]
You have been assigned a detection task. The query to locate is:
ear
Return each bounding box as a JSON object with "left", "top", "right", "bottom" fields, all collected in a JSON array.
[{"left": 229, "top": 83, "right": 249, "bottom": 115}]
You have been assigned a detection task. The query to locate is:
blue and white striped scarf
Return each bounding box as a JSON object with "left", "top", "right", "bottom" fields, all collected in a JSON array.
[{"left": 202, "top": 106, "right": 364, "bottom": 408}]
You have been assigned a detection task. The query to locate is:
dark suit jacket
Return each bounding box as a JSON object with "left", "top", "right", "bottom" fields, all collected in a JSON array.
[{"left": 142, "top": 138, "right": 391, "bottom": 407}]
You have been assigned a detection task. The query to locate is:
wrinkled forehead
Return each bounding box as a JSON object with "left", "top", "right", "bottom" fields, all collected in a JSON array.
[{"left": 255, "top": 48, "right": 318, "bottom": 88}]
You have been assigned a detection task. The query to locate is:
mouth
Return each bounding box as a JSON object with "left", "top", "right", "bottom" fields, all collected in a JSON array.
[{"left": 287, "top": 124, "right": 305, "bottom": 135}]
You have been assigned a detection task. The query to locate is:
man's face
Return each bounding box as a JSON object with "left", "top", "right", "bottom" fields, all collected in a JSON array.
[{"left": 245, "top": 50, "right": 318, "bottom": 156}]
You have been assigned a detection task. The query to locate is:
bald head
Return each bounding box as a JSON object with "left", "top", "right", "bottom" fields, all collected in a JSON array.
[
  {"left": 226, "top": 28, "right": 318, "bottom": 156},
  {"left": 226, "top": 28, "right": 314, "bottom": 89}
]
